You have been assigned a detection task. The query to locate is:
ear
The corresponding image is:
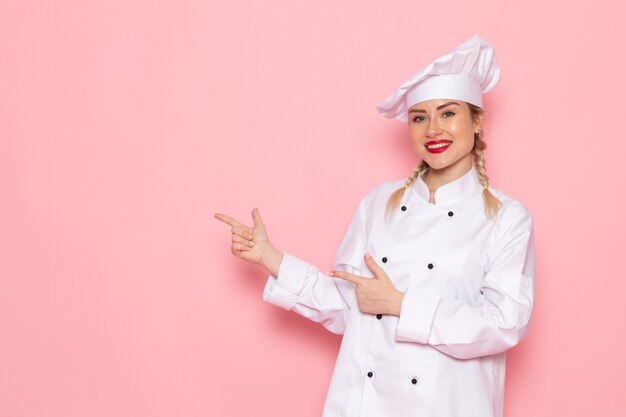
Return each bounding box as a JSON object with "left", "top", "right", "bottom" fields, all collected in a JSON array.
[{"left": 473, "top": 111, "right": 484, "bottom": 135}]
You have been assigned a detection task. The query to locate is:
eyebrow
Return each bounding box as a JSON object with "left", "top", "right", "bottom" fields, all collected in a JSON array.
[{"left": 408, "top": 101, "right": 460, "bottom": 114}]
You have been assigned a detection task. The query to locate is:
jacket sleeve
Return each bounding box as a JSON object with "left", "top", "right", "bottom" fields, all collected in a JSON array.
[
  {"left": 395, "top": 201, "right": 536, "bottom": 359},
  {"left": 262, "top": 197, "right": 367, "bottom": 335}
]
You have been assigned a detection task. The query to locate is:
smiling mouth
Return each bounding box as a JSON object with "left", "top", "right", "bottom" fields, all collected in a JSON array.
[{"left": 425, "top": 140, "right": 452, "bottom": 153}]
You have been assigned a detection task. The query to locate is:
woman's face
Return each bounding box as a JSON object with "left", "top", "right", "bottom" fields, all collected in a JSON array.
[{"left": 407, "top": 99, "right": 482, "bottom": 176}]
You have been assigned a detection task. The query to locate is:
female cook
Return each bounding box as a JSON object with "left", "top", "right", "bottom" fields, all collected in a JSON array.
[{"left": 215, "top": 35, "right": 535, "bottom": 417}]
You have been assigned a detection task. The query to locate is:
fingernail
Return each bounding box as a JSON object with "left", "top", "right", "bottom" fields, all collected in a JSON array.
[{"left": 328, "top": 271, "right": 335, "bottom": 276}]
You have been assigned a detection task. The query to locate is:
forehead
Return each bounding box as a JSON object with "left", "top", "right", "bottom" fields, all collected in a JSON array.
[{"left": 409, "top": 99, "right": 466, "bottom": 111}]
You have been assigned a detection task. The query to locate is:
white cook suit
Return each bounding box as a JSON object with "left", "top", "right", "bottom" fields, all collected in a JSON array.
[{"left": 263, "top": 165, "right": 535, "bottom": 417}]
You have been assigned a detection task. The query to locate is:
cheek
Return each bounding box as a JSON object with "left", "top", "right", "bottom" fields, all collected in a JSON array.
[
  {"left": 407, "top": 125, "right": 424, "bottom": 142},
  {"left": 448, "top": 118, "right": 467, "bottom": 133},
  {"left": 449, "top": 121, "right": 475, "bottom": 150},
  {"left": 408, "top": 130, "right": 426, "bottom": 153}
]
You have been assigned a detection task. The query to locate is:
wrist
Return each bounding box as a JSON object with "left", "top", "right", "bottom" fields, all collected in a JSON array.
[
  {"left": 261, "top": 244, "right": 284, "bottom": 278},
  {"left": 388, "top": 290, "right": 405, "bottom": 317}
]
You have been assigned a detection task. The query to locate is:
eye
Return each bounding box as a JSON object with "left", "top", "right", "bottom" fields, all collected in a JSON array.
[
  {"left": 442, "top": 111, "right": 455, "bottom": 118},
  {"left": 412, "top": 115, "right": 426, "bottom": 123}
]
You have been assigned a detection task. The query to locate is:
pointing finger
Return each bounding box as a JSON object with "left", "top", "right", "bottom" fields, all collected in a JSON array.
[
  {"left": 364, "top": 254, "right": 388, "bottom": 280},
  {"left": 214, "top": 213, "right": 246, "bottom": 228},
  {"left": 329, "top": 270, "right": 362, "bottom": 285}
]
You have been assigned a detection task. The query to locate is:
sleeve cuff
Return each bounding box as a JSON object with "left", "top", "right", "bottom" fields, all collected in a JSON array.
[
  {"left": 396, "top": 287, "right": 441, "bottom": 344},
  {"left": 262, "top": 253, "right": 311, "bottom": 310}
]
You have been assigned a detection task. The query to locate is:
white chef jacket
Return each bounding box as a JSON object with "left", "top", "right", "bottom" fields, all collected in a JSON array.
[{"left": 263, "top": 165, "right": 535, "bottom": 417}]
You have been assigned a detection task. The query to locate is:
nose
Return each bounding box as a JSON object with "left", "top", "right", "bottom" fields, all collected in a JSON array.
[{"left": 425, "top": 117, "right": 442, "bottom": 137}]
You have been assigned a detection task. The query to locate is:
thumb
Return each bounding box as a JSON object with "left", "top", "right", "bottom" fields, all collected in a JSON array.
[{"left": 252, "top": 208, "right": 266, "bottom": 230}]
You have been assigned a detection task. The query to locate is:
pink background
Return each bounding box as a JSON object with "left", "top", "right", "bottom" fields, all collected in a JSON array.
[{"left": 1, "top": 1, "right": 625, "bottom": 416}]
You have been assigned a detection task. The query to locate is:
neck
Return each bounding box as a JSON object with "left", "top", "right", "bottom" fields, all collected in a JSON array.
[{"left": 423, "top": 158, "right": 473, "bottom": 192}]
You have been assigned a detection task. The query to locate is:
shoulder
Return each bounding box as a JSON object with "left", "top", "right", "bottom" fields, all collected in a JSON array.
[
  {"left": 484, "top": 187, "right": 535, "bottom": 270},
  {"left": 490, "top": 187, "right": 534, "bottom": 233}
]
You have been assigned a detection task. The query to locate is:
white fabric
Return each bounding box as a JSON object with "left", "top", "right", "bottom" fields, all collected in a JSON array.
[
  {"left": 404, "top": 74, "right": 482, "bottom": 113},
  {"left": 263, "top": 165, "right": 535, "bottom": 417},
  {"left": 376, "top": 34, "right": 500, "bottom": 122}
]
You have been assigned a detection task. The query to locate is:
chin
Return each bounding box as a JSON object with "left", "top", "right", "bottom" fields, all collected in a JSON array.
[{"left": 421, "top": 158, "right": 452, "bottom": 170}]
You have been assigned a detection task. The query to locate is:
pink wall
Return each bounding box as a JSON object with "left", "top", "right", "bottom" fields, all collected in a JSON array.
[{"left": 1, "top": 1, "right": 625, "bottom": 416}]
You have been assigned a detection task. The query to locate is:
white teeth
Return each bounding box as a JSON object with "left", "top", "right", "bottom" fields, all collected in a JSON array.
[{"left": 426, "top": 142, "right": 451, "bottom": 149}]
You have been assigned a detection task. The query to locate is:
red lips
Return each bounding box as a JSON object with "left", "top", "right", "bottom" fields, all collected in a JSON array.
[{"left": 425, "top": 140, "right": 452, "bottom": 154}]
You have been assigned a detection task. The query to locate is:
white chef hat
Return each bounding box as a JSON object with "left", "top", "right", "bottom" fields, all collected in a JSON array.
[{"left": 376, "top": 35, "right": 500, "bottom": 122}]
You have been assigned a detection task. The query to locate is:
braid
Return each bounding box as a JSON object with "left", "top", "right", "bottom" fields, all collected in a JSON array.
[
  {"left": 406, "top": 160, "right": 428, "bottom": 189},
  {"left": 473, "top": 135, "right": 489, "bottom": 186},
  {"left": 472, "top": 133, "right": 501, "bottom": 219},
  {"left": 385, "top": 160, "right": 429, "bottom": 221}
]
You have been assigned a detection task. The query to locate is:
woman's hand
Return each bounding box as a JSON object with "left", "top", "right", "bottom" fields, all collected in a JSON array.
[
  {"left": 330, "top": 254, "right": 405, "bottom": 317},
  {"left": 214, "top": 208, "right": 283, "bottom": 277}
]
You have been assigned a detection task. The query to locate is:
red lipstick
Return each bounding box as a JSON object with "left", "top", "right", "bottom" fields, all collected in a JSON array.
[{"left": 425, "top": 140, "right": 452, "bottom": 154}]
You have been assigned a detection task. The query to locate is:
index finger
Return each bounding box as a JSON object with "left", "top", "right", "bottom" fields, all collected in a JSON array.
[
  {"left": 329, "top": 270, "right": 363, "bottom": 285},
  {"left": 214, "top": 212, "right": 246, "bottom": 228}
]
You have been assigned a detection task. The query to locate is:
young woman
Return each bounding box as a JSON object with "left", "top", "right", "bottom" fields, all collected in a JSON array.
[{"left": 215, "top": 35, "right": 535, "bottom": 417}]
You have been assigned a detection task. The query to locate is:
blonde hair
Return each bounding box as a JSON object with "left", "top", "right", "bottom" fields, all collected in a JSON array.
[{"left": 385, "top": 103, "right": 501, "bottom": 221}]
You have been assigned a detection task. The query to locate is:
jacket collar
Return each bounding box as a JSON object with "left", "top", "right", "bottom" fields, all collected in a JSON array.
[{"left": 410, "top": 165, "right": 482, "bottom": 206}]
